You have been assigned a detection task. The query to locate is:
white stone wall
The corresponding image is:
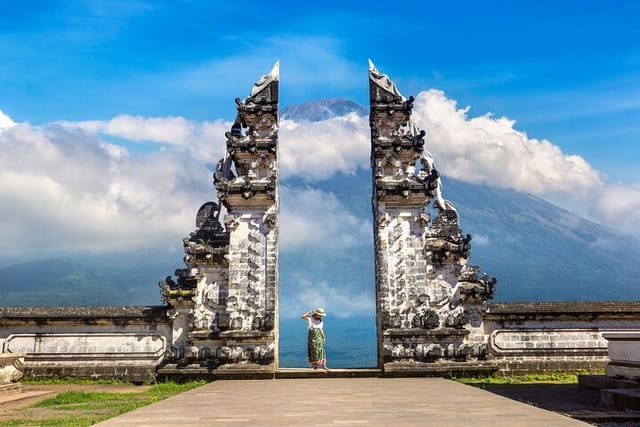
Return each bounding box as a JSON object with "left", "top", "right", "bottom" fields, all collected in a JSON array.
[
  {"left": 483, "top": 303, "right": 640, "bottom": 373},
  {"left": 0, "top": 307, "right": 171, "bottom": 381}
]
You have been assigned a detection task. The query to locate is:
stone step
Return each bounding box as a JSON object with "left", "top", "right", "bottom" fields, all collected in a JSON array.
[
  {"left": 275, "top": 367, "right": 380, "bottom": 379},
  {"left": 579, "top": 374, "right": 640, "bottom": 390},
  {"left": 0, "top": 383, "right": 22, "bottom": 394},
  {"left": 602, "top": 388, "right": 640, "bottom": 410},
  {"left": 157, "top": 364, "right": 499, "bottom": 380},
  {"left": 0, "top": 389, "right": 53, "bottom": 404}
]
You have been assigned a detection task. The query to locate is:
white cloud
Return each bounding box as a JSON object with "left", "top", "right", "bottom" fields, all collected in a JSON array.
[
  {"left": 412, "top": 89, "right": 604, "bottom": 197},
  {"left": 281, "top": 277, "right": 374, "bottom": 319},
  {"left": 472, "top": 234, "right": 490, "bottom": 246},
  {"left": 59, "top": 115, "right": 197, "bottom": 145},
  {"left": 279, "top": 186, "right": 371, "bottom": 251},
  {"left": 0, "top": 121, "right": 212, "bottom": 256},
  {"left": 279, "top": 113, "right": 369, "bottom": 180},
  {"left": 1, "top": 86, "right": 637, "bottom": 259},
  {"left": 0, "top": 111, "right": 374, "bottom": 257},
  {"left": 57, "top": 116, "right": 228, "bottom": 161},
  {"left": 278, "top": 90, "right": 605, "bottom": 201},
  {"left": 0, "top": 109, "right": 15, "bottom": 132},
  {"left": 591, "top": 184, "right": 640, "bottom": 234}
]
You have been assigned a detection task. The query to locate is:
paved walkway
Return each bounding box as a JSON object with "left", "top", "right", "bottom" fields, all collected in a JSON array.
[{"left": 95, "top": 377, "right": 590, "bottom": 426}]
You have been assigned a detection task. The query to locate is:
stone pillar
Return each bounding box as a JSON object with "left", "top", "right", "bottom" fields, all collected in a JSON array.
[
  {"left": 0, "top": 353, "right": 24, "bottom": 391},
  {"left": 604, "top": 332, "right": 640, "bottom": 379},
  {"left": 369, "top": 60, "right": 496, "bottom": 373},
  {"left": 160, "top": 62, "right": 279, "bottom": 375}
]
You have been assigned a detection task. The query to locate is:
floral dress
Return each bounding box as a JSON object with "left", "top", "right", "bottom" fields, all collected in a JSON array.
[{"left": 307, "top": 317, "right": 326, "bottom": 367}]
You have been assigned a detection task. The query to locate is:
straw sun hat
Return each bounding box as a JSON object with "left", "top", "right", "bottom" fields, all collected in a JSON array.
[{"left": 313, "top": 307, "right": 327, "bottom": 317}]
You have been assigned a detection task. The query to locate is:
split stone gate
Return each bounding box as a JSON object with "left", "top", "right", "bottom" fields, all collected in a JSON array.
[
  {"left": 3, "top": 62, "right": 637, "bottom": 381},
  {"left": 157, "top": 61, "right": 496, "bottom": 375}
]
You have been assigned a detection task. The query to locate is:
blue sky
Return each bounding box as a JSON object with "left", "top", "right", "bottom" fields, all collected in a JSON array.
[{"left": 0, "top": 1, "right": 639, "bottom": 313}]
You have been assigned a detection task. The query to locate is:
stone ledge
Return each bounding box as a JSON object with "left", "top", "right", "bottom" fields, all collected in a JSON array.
[
  {"left": 382, "top": 361, "right": 498, "bottom": 377},
  {"left": 157, "top": 363, "right": 275, "bottom": 381},
  {"left": 275, "top": 368, "right": 380, "bottom": 379},
  {"left": 487, "top": 301, "right": 640, "bottom": 316},
  {"left": 0, "top": 306, "right": 168, "bottom": 326},
  {"left": 383, "top": 328, "right": 469, "bottom": 338},
  {"left": 0, "top": 383, "right": 22, "bottom": 394}
]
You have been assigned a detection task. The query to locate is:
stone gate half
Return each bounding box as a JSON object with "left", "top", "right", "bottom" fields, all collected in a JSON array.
[
  {"left": 159, "top": 62, "right": 279, "bottom": 375},
  {"left": 369, "top": 61, "right": 496, "bottom": 373}
]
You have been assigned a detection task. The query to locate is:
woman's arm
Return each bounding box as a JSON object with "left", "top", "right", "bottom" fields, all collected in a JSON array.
[{"left": 301, "top": 310, "right": 313, "bottom": 319}]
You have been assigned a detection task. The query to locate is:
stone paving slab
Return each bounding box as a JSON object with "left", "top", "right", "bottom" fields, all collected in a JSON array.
[
  {"left": 0, "top": 390, "right": 53, "bottom": 405},
  {"left": 95, "top": 377, "right": 590, "bottom": 426}
]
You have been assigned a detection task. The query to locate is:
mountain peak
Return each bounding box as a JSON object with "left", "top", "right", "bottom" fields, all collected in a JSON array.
[{"left": 280, "top": 98, "right": 367, "bottom": 122}]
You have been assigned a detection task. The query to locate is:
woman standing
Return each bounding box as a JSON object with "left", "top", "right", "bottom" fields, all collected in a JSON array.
[{"left": 301, "top": 308, "right": 329, "bottom": 371}]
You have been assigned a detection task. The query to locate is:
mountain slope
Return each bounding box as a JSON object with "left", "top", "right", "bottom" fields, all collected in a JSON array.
[
  {"left": 280, "top": 98, "right": 368, "bottom": 121},
  {"left": 0, "top": 253, "right": 180, "bottom": 306},
  {"left": 444, "top": 178, "right": 640, "bottom": 301},
  {"left": 280, "top": 169, "right": 640, "bottom": 304}
]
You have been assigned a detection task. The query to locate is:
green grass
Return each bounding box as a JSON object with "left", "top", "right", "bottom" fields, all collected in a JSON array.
[
  {"left": 454, "top": 370, "right": 601, "bottom": 384},
  {"left": 23, "top": 377, "right": 131, "bottom": 386},
  {"left": 0, "top": 380, "right": 206, "bottom": 427}
]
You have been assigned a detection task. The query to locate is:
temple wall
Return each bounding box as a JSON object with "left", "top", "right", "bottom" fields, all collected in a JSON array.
[
  {"left": 484, "top": 302, "right": 640, "bottom": 374},
  {"left": 0, "top": 306, "right": 170, "bottom": 382},
  {"left": 1, "top": 302, "right": 639, "bottom": 380}
]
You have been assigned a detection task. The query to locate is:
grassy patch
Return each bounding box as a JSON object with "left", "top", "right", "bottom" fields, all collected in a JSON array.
[
  {"left": 0, "top": 380, "right": 206, "bottom": 427},
  {"left": 23, "top": 377, "right": 130, "bottom": 386},
  {"left": 454, "top": 370, "right": 601, "bottom": 384}
]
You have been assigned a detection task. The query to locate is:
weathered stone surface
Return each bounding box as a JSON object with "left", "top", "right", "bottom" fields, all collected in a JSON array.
[
  {"left": 604, "top": 332, "right": 640, "bottom": 379},
  {"left": 601, "top": 388, "right": 640, "bottom": 410},
  {"left": 0, "top": 353, "right": 24, "bottom": 384},
  {"left": 369, "top": 60, "right": 495, "bottom": 370},
  {"left": 0, "top": 306, "right": 171, "bottom": 381},
  {"left": 482, "top": 302, "right": 640, "bottom": 374}
]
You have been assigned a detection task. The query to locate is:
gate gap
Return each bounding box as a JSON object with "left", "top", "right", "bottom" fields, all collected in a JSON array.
[{"left": 277, "top": 169, "right": 378, "bottom": 369}]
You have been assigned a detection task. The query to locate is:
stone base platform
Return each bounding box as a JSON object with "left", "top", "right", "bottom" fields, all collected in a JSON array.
[
  {"left": 157, "top": 363, "right": 276, "bottom": 381},
  {"left": 381, "top": 361, "right": 499, "bottom": 377},
  {"left": 158, "top": 366, "right": 382, "bottom": 380},
  {"left": 601, "top": 388, "right": 640, "bottom": 410},
  {"left": 580, "top": 374, "right": 640, "bottom": 411},
  {"left": 157, "top": 362, "right": 498, "bottom": 381},
  {"left": 94, "top": 377, "right": 590, "bottom": 426},
  {"left": 579, "top": 374, "right": 640, "bottom": 390}
]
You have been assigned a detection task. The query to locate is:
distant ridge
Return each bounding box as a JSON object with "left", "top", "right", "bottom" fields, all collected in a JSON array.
[{"left": 280, "top": 98, "right": 367, "bottom": 122}]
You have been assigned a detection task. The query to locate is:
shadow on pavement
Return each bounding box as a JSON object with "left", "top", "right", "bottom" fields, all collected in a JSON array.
[{"left": 469, "top": 383, "right": 640, "bottom": 426}]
